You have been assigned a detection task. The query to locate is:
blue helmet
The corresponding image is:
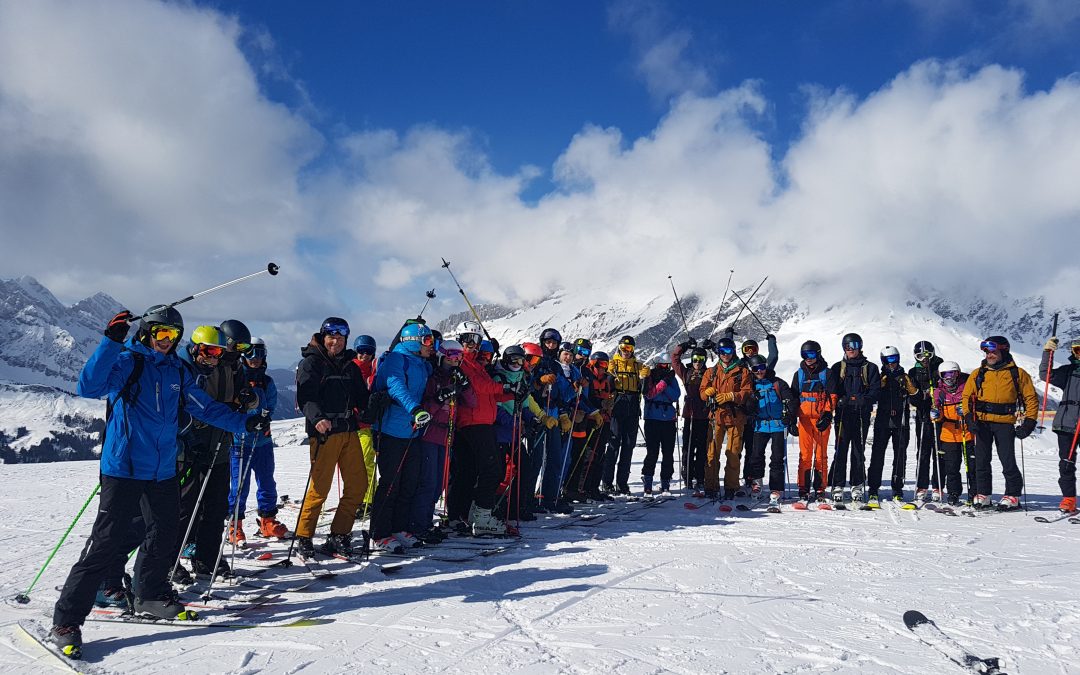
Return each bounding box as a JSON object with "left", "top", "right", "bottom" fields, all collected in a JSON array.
[
  {"left": 399, "top": 322, "right": 433, "bottom": 354},
  {"left": 353, "top": 334, "right": 376, "bottom": 355}
]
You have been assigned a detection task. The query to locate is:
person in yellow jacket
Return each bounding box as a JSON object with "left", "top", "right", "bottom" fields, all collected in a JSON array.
[
  {"left": 699, "top": 337, "right": 752, "bottom": 499},
  {"left": 603, "top": 335, "right": 648, "bottom": 494},
  {"left": 960, "top": 336, "right": 1038, "bottom": 511}
]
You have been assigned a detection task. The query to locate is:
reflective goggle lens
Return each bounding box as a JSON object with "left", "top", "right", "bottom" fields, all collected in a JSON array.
[
  {"left": 980, "top": 340, "right": 999, "bottom": 353},
  {"left": 576, "top": 345, "right": 591, "bottom": 356},
  {"left": 691, "top": 355, "right": 706, "bottom": 363},
  {"left": 1073, "top": 345, "right": 1080, "bottom": 356},
  {"left": 323, "top": 324, "right": 349, "bottom": 338},
  {"left": 595, "top": 361, "right": 609, "bottom": 369},
  {"left": 232, "top": 342, "right": 252, "bottom": 353},
  {"left": 507, "top": 355, "right": 525, "bottom": 367},
  {"left": 801, "top": 350, "right": 818, "bottom": 360},
  {"left": 717, "top": 346, "right": 734, "bottom": 355},
  {"left": 356, "top": 348, "right": 375, "bottom": 357},
  {"left": 245, "top": 345, "right": 267, "bottom": 360},
  {"left": 621, "top": 344, "right": 635, "bottom": 352},
  {"left": 150, "top": 325, "right": 181, "bottom": 342},
  {"left": 916, "top": 350, "right": 933, "bottom": 360},
  {"left": 420, "top": 334, "right": 434, "bottom": 346},
  {"left": 751, "top": 364, "right": 767, "bottom": 372},
  {"left": 460, "top": 334, "right": 481, "bottom": 346},
  {"left": 885, "top": 355, "right": 900, "bottom": 363},
  {"left": 743, "top": 346, "right": 757, "bottom": 356},
  {"left": 199, "top": 344, "right": 224, "bottom": 358},
  {"left": 844, "top": 341, "right": 862, "bottom": 351}
]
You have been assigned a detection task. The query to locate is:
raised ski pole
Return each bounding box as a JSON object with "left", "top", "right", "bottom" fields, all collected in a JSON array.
[
  {"left": 715, "top": 269, "right": 735, "bottom": 327},
  {"left": 1038, "top": 312, "right": 1060, "bottom": 430},
  {"left": 14, "top": 483, "right": 100, "bottom": 604},
  {"left": 128, "top": 262, "right": 279, "bottom": 323},
  {"left": 728, "top": 276, "right": 768, "bottom": 332},
  {"left": 668, "top": 276, "right": 693, "bottom": 342},
  {"left": 729, "top": 288, "right": 771, "bottom": 335},
  {"left": 440, "top": 258, "right": 497, "bottom": 350},
  {"left": 418, "top": 289, "right": 437, "bottom": 318}
]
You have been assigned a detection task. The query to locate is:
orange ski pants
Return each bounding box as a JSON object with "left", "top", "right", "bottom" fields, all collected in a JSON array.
[{"left": 797, "top": 416, "right": 831, "bottom": 494}]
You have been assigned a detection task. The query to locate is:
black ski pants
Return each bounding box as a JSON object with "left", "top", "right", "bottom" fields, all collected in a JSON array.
[
  {"left": 520, "top": 428, "right": 547, "bottom": 511},
  {"left": 581, "top": 422, "right": 611, "bottom": 495},
  {"left": 447, "top": 424, "right": 502, "bottom": 518},
  {"left": 1057, "top": 430, "right": 1079, "bottom": 498},
  {"left": 938, "top": 441, "right": 975, "bottom": 500},
  {"left": 641, "top": 419, "right": 676, "bottom": 483},
  {"left": 973, "top": 421, "right": 1023, "bottom": 497},
  {"left": 868, "top": 414, "right": 911, "bottom": 497},
  {"left": 913, "top": 410, "right": 941, "bottom": 490},
  {"left": 54, "top": 475, "right": 179, "bottom": 627},
  {"left": 829, "top": 407, "right": 871, "bottom": 488},
  {"left": 563, "top": 425, "right": 596, "bottom": 496},
  {"left": 370, "top": 434, "right": 421, "bottom": 539},
  {"left": 748, "top": 431, "right": 787, "bottom": 493},
  {"left": 680, "top": 417, "right": 708, "bottom": 488},
  {"left": 603, "top": 411, "right": 640, "bottom": 489},
  {"left": 174, "top": 458, "right": 230, "bottom": 570}
]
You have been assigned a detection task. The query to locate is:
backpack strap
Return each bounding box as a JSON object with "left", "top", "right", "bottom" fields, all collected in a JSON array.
[{"left": 101, "top": 351, "right": 144, "bottom": 445}]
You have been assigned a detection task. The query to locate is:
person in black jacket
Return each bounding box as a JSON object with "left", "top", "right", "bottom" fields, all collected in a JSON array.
[
  {"left": 294, "top": 317, "right": 370, "bottom": 557},
  {"left": 828, "top": 332, "right": 880, "bottom": 505},
  {"left": 1040, "top": 336, "right": 1080, "bottom": 514},
  {"left": 908, "top": 340, "right": 944, "bottom": 502}
]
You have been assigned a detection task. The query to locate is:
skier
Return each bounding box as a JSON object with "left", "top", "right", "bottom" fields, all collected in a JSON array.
[
  {"left": 414, "top": 339, "right": 466, "bottom": 542},
  {"left": 641, "top": 353, "right": 681, "bottom": 494},
  {"left": 961, "top": 336, "right": 1038, "bottom": 510},
  {"left": 173, "top": 323, "right": 260, "bottom": 582},
  {"left": 931, "top": 361, "right": 974, "bottom": 506},
  {"left": 604, "top": 335, "right": 647, "bottom": 494},
  {"left": 700, "top": 337, "right": 752, "bottom": 499},
  {"left": 867, "top": 346, "right": 918, "bottom": 507},
  {"left": 1039, "top": 337, "right": 1080, "bottom": 514},
  {"left": 294, "top": 318, "right": 371, "bottom": 556},
  {"left": 745, "top": 354, "right": 796, "bottom": 509},
  {"left": 909, "top": 340, "right": 943, "bottom": 504},
  {"left": 51, "top": 307, "right": 259, "bottom": 656},
  {"left": 352, "top": 334, "right": 378, "bottom": 521},
  {"left": 539, "top": 342, "right": 590, "bottom": 511},
  {"left": 572, "top": 338, "right": 593, "bottom": 368},
  {"left": 531, "top": 328, "right": 575, "bottom": 509},
  {"left": 519, "top": 340, "right": 558, "bottom": 516},
  {"left": 228, "top": 337, "right": 287, "bottom": 544},
  {"left": 672, "top": 342, "right": 709, "bottom": 493},
  {"left": 724, "top": 327, "right": 779, "bottom": 490},
  {"left": 561, "top": 341, "right": 605, "bottom": 503},
  {"left": 828, "top": 332, "right": 880, "bottom": 506},
  {"left": 579, "top": 350, "right": 617, "bottom": 500},
  {"left": 789, "top": 340, "right": 835, "bottom": 503}
]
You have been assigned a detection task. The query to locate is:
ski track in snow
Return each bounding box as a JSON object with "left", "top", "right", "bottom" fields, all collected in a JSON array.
[{"left": 0, "top": 420, "right": 1078, "bottom": 674}]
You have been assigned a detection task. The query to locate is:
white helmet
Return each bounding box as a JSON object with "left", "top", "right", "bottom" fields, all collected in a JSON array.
[
  {"left": 939, "top": 360, "right": 960, "bottom": 375},
  {"left": 648, "top": 353, "right": 671, "bottom": 367},
  {"left": 456, "top": 320, "right": 482, "bottom": 344},
  {"left": 880, "top": 346, "right": 900, "bottom": 366}
]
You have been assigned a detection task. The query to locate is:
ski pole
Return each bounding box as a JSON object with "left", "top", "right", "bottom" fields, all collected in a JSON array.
[
  {"left": 729, "top": 288, "right": 771, "bottom": 335},
  {"left": 419, "top": 289, "right": 437, "bottom": 318},
  {"left": 206, "top": 430, "right": 260, "bottom": 598},
  {"left": 277, "top": 435, "right": 324, "bottom": 568},
  {"left": 668, "top": 275, "right": 693, "bottom": 343},
  {"left": 555, "top": 385, "right": 584, "bottom": 504},
  {"left": 440, "top": 258, "right": 497, "bottom": 350},
  {"left": 1038, "top": 312, "right": 1060, "bottom": 430},
  {"left": 714, "top": 269, "right": 735, "bottom": 328},
  {"left": 128, "top": 262, "right": 279, "bottom": 323},
  {"left": 14, "top": 483, "right": 100, "bottom": 604},
  {"left": 728, "top": 276, "right": 768, "bottom": 332},
  {"left": 170, "top": 438, "right": 227, "bottom": 581}
]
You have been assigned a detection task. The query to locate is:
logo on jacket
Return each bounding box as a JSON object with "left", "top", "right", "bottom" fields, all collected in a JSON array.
[{"left": 171, "top": 383, "right": 181, "bottom": 392}]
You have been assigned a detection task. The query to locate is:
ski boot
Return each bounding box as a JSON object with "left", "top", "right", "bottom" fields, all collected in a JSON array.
[
  {"left": 191, "top": 558, "right": 233, "bottom": 580},
  {"left": 931, "top": 488, "right": 943, "bottom": 503},
  {"left": 227, "top": 520, "right": 246, "bottom": 547},
  {"left": 749, "top": 479, "right": 762, "bottom": 498},
  {"left": 973, "top": 494, "right": 992, "bottom": 510},
  {"left": 48, "top": 625, "right": 82, "bottom": 659},
  {"left": 393, "top": 531, "right": 422, "bottom": 549},
  {"left": 642, "top": 475, "right": 654, "bottom": 496},
  {"left": 831, "top": 486, "right": 845, "bottom": 507},
  {"left": 850, "top": 484, "right": 865, "bottom": 504},
  {"left": 180, "top": 542, "right": 196, "bottom": 560},
  {"left": 295, "top": 536, "right": 315, "bottom": 558},
  {"left": 766, "top": 491, "right": 782, "bottom": 513},
  {"left": 169, "top": 564, "right": 194, "bottom": 586},
  {"left": 371, "top": 536, "right": 404, "bottom": 555},
  {"left": 257, "top": 516, "right": 289, "bottom": 539},
  {"left": 996, "top": 495, "right": 1019, "bottom": 512},
  {"left": 134, "top": 590, "right": 198, "bottom": 621},
  {"left": 915, "top": 488, "right": 928, "bottom": 503},
  {"left": 469, "top": 503, "right": 507, "bottom": 536},
  {"left": 659, "top": 480, "right": 670, "bottom": 494},
  {"left": 94, "top": 583, "right": 128, "bottom": 608},
  {"left": 1059, "top": 496, "right": 1077, "bottom": 514},
  {"left": 863, "top": 494, "right": 880, "bottom": 510},
  {"left": 320, "top": 533, "right": 354, "bottom": 556}
]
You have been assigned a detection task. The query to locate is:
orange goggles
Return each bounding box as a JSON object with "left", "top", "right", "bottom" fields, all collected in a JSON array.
[
  {"left": 198, "top": 343, "right": 224, "bottom": 358},
  {"left": 149, "top": 325, "right": 181, "bottom": 342}
]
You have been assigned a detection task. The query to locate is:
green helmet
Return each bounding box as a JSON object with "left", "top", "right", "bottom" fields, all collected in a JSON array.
[{"left": 190, "top": 325, "right": 225, "bottom": 347}]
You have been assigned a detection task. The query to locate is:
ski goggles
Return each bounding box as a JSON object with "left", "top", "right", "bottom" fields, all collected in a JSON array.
[
  {"left": 940, "top": 370, "right": 960, "bottom": 382},
  {"left": 230, "top": 341, "right": 252, "bottom": 353},
  {"left": 883, "top": 354, "right": 900, "bottom": 364},
  {"left": 1073, "top": 344, "right": 1080, "bottom": 357},
  {"left": 620, "top": 343, "right": 635, "bottom": 353},
  {"left": 915, "top": 350, "right": 934, "bottom": 360},
  {"left": 716, "top": 346, "right": 735, "bottom": 355},
  {"left": 244, "top": 345, "right": 267, "bottom": 360},
  {"left": 505, "top": 355, "right": 525, "bottom": 368},
  {"left": 354, "top": 347, "right": 375, "bottom": 357},
  {"left": 593, "top": 360, "right": 609, "bottom": 370},
  {"left": 742, "top": 345, "right": 758, "bottom": 356},
  {"left": 322, "top": 323, "right": 350, "bottom": 338},
  {"left": 801, "top": 350, "right": 819, "bottom": 360},
  {"left": 575, "top": 345, "right": 591, "bottom": 357},
  {"left": 198, "top": 343, "right": 225, "bottom": 358},
  {"left": 401, "top": 333, "right": 435, "bottom": 346},
  {"left": 654, "top": 363, "right": 671, "bottom": 370},
  {"left": 148, "top": 324, "right": 181, "bottom": 342},
  {"left": 843, "top": 340, "right": 862, "bottom": 351},
  {"left": 691, "top": 355, "right": 706, "bottom": 363},
  {"left": 459, "top": 333, "right": 482, "bottom": 346},
  {"left": 980, "top": 340, "right": 1002, "bottom": 353},
  {"left": 750, "top": 363, "right": 768, "bottom": 372}
]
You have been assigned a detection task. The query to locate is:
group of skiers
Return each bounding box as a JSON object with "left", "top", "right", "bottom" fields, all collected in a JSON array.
[{"left": 46, "top": 304, "right": 1080, "bottom": 658}]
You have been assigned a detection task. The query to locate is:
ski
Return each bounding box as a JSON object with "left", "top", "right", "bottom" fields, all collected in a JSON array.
[
  {"left": 296, "top": 553, "right": 336, "bottom": 579},
  {"left": 1070, "top": 517, "right": 1080, "bottom": 524},
  {"left": 15, "top": 620, "right": 98, "bottom": 670},
  {"left": 903, "top": 610, "right": 1007, "bottom": 674},
  {"left": 86, "top": 606, "right": 322, "bottom": 629},
  {"left": 1034, "top": 512, "right": 1075, "bottom": 524},
  {"left": 924, "top": 503, "right": 959, "bottom": 517}
]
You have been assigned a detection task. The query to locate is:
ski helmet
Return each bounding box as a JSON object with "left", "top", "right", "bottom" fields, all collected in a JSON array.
[
  {"left": 319, "top": 317, "right": 349, "bottom": 338},
  {"left": 939, "top": 360, "right": 961, "bottom": 385},
  {"left": 880, "top": 346, "right": 900, "bottom": 366},
  {"left": 559, "top": 341, "right": 574, "bottom": 354},
  {"left": 800, "top": 340, "right": 821, "bottom": 360},
  {"left": 590, "top": 350, "right": 610, "bottom": 365},
  {"left": 690, "top": 347, "right": 708, "bottom": 362},
  {"left": 501, "top": 344, "right": 526, "bottom": 369},
  {"left": 741, "top": 339, "right": 759, "bottom": 356},
  {"left": 456, "top": 320, "right": 482, "bottom": 346},
  {"left": 521, "top": 342, "right": 543, "bottom": 358},
  {"left": 244, "top": 337, "right": 267, "bottom": 363},
  {"left": 138, "top": 305, "right": 184, "bottom": 351},
  {"left": 618, "top": 335, "right": 636, "bottom": 350},
  {"left": 746, "top": 354, "right": 768, "bottom": 371},
  {"left": 353, "top": 335, "right": 377, "bottom": 355},
  {"left": 480, "top": 340, "right": 495, "bottom": 354},
  {"left": 841, "top": 333, "right": 863, "bottom": 351},
  {"left": 190, "top": 325, "right": 224, "bottom": 348},
  {"left": 399, "top": 322, "right": 433, "bottom": 355},
  {"left": 715, "top": 337, "right": 736, "bottom": 356},
  {"left": 220, "top": 319, "right": 252, "bottom": 351},
  {"left": 914, "top": 340, "right": 935, "bottom": 360},
  {"left": 649, "top": 353, "right": 672, "bottom": 368},
  {"left": 438, "top": 339, "right": 464, "bottom": 361},
  {"left": 573, "top": 337, "right": 593, "bottom": 357},
  {"left": 981, "top": 335, "right": 1010, "bottom": 354},
  {"left": 539, "top": 327, "right": 562, "bottom": 344}
]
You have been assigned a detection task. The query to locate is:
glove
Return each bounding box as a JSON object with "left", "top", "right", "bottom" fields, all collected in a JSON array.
[
  {"left": 104, "top": 310, "right": 133, "bottom": 343},
  {"left": 701, "top": 338, "right": 715, "bottom": 351},
  {"left": 787, "top": 423, "right": 799, "bottom": 437},
  {"left": 929, "top": 408, "right": 940, "bottom": 421},
  {"left": 652, "top": 380, "right": 667, "bottom": 396},
  {"left": 574, "top": 409, "right": 586, "bottom": 423},
  {"left": 540, "top": 413, "right": 559, "bottom": 430},
  {"left": 558, "top": 413, "right": 572, "bottom": 433},
  {"left": 702, "top": 386, "right": 717, "bottom": 399},
  {"left": 815, "top": 411, "right": 832, "bottom": 432},
  {"left": 766, "top": 334, "right": 776, "bottom": 341},
  {"left": 1045, "top": 337, "right": 1059, "bottom": 351},
  {"left": 725, "top": 325, "right": 736, "bottom": 335},
  {"left": 435, "top": 385, "right": 457, "bottom": 403},
  {"left": 451, "top": 367, "right": 470, "bottom": 389},
  {"left": 955, "top": 402, "right": 964, "bottom": 416},
  {"left": 1015, "top": 417, "right": 1036, "bottom": 439},
  {"left": 245, "top": 411, "right": 270, "bottom": 433},
  {"left": 714, "top": 392, "right": 734, "bottom": 404},
  {"left": 540, "top": 374, "right": 557, "bottom": 385},
  {"left": 588, "top": 410, "right": 604, "bottom": 426},
  {"left": 411, "top": 407, "right": 432, "bottom": 430},
  {"left": 236, "top": 388, "right": 258, "bottom": 410},
  {"left": 639, "top": 366, "right": 651, "bottom": 379}
]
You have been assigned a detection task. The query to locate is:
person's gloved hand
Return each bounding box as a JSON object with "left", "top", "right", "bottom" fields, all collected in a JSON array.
[
  {"left": 558, "top": 413, "right": 572, "bottom": 433},
  {"left": 787, "top": 423, "right": 799, "bottom": 437},
  {"left": 588, "top": 410, "right": 604, "bottom": 426},
  {"left": 574, "top": 409, "right": 586, "bottom": 423},
  {"left": 105, "top": 310, "right": 133, "bottom": 343},
  {"left": 1045, "top": 337, "right": 1059, "bottom": 352},
  {"left": 411, "top": 407, "right": 432, "bottom": 430},
  {"left": 702, "top": 386, "right": 717, "bottom": 399},
  {"left": 245, "top": 410, "right": 270, "bottom": 433},
  {"left": 451, "top": 367, "right": 470, "bottom": 389},
  {"left": 815, "top": 410, "right": 832, "bottom": 432},
  {"left": 1015, "top": 417, "right": 1036, "bottom": 439},
  {"left": 436, "top": 385, "right": 457, "bottom": 403},
  {"left": 639, "top": 366, "right": 651, "bottom": 379},
  {"left": 237, "top": 388, "right": 259, "bottom": 410},
  {"left": 714, "top": 392, "right": 734, "bottom": 404},
  {"left": 930, "top": 408, "right": 941, "bottom": 421},
  {"left": 651, "top": 381, "right": 667, "bottom": 396},
  {"left": 540, "top": 374, "right": 557, "bottom": 385},
  {"left": 540, "top": 413, "right": 559, "bottom": 430},
  {"left": 956, "top": 402, "right": 964, "bottom": 416},
  {"left": 701, "top": 338, "right": 715, "bottom": 351}
]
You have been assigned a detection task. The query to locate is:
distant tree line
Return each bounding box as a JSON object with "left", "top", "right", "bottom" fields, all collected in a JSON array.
[{"left": 0, "top": 415, "right": 103, "bottom": 464}]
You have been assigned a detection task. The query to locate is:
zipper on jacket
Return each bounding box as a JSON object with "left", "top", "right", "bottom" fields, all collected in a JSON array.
[{"left": 156, "top": 381, "right": 162, "bottom": 413}]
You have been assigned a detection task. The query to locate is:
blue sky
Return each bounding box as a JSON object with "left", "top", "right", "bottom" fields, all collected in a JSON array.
[{"left": 2, "top": 0, "right": 1080, "bottom": 353}]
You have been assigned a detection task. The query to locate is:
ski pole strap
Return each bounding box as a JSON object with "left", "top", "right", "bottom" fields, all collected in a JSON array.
[{"left": 19, "top": 482, "right": 100, "bottom": 600}]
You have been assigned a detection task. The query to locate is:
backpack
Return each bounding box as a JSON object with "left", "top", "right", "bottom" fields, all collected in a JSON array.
[
  {"left": 99, "top": 352, "right": 144, "bottom": 446},
  {"left": 838, "top": 360, "right": 869, "bottom": 387},
  {"left": 972, "top": 362, "right": 1024, "bottom": 416}
]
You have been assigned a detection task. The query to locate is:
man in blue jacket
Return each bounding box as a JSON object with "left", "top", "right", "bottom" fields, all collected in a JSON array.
[{"left": 50, "top": 306, "right": 261, "bottom": 657}]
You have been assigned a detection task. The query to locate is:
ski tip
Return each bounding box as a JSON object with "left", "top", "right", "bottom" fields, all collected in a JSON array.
[
  {"left": 903, "top": 610, "right": 931, "bottom": 629},
  {"left": 718, "top": 505, "right": 733, "bottom": 512},
  {"left": 683, "top": 502, "right": 699, "bottom": 510}
]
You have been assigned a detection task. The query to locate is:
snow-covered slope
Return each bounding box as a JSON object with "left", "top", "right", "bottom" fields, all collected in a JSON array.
[
  {"left": 0, "top": 383, "right": 104, "bottom": 463},
  {"left": 0, "top": 418, "right": 1075, "bottom": 673}
]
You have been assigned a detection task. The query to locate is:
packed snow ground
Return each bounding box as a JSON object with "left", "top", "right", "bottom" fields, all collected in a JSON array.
[{"left": 0, "top": 418, "right": 1077, "bottom": 674}]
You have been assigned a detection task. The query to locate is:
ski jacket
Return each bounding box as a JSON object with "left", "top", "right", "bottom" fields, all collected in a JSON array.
[
  {"left": 230, "top": 364, "right": 277, "bottom": 451},
  {"left": 751, "top": 375, "right": 795, "bottom": 433},
  {"left": 371, "top": 343, "right": 431, "bottom": 440},
  {"left": 490, "top": 363, "right": 546, "bottom": 444},
  {"left": 908, "top": 356, "right": 943, "bottom": 412},
  {"left": 78, "top": 336, "right": 247, "bottom": 481},
  {"left": 555, "top": 362, "right": 591, "bottom": 416},
  {"left": 176, "top": 348, "right": 244, "bottom": 467},
  {"left": 1040, "top": 352, "right": 1080, "bottom": 435},
  {"left": 791, "top": 360, "right": 836, "bottom": 421},
  {"left": 700, "top": 360, "right": 752, "bottom": 426},
  {"left": 961, "top": 354, "right": 1038, "bottom": 425},
  {"left": 608, "top": 350, "right": 644, "bottom": 414},
  {"left": 878, "top": 365, "right": 918, "bottom": 422},
  {"left": 672, "top": 345, "right": 709, "bottom": 419},
  {"left": 643, "top": 368, "right": 681, "bottom": 422},
  {"left": 831, "top": 356, "right": 880, "bottom": 411},
  {"left": 456, "top": 351, "right": 513, "bottom": 428},
  {"left": 583, "top": 363, "right": 616, "bottom": 417},
  {"left": 933, "top": 373, "right": 973, "bottom": 443},
  {"left": 297, "top": 336, "right": 371, "bottom": 439},
  {"left": 419, "top": 366, "right": 458, "bottom": 446}
]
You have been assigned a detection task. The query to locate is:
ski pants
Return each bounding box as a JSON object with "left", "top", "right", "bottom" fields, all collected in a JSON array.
[
  {"left": 228, "top": 440, "right": 278, "bottom": 519},
  {"left": 748, "top": 431, "right": 787, "bottom": 493},
  {"left": 54, "top": 475, "right": 179, "bottom": 627},
  {"left": 359, "top": 427, "right": 377, "bottom": 506},
  {"left": 829, "top": 407, "right": 870, "bottom": 488},
  {"left": 796, "top": 416, "right": 830, "bottom": 495},
  {"left": 564, "top": 425, "right": 596, "bottom": 495},
  {"left": 369, "top": 434, "right": 419, "bottom": 539},
  {"left": 507, "top": 429, "right": 541, "bottom": 517},
  {"left": 174, "top": 458, "right": 230, "bottom": 570},
  {"left": 705, "top": 419, "right": 744, "bottom": 492},
  {"left": 973, "top": 421, "right": 1023, "bottom": 497},
  {"left": 448, "top": 424, "right": 503, "bottom": 519},
  {"left": 541, "top": 428, "right": 572, "bottom": 508},
  {"left": 296, "top": 432, "right": 368, "bottom": 539},
  {"left": 913, "top": 410, "right": 939, "bottom": 490},
  {"left": 603, "top": 412, "right": 640, "bottom": 489},
  {"left": 938, "top": 440, "right": 975, "bottom": 500},
  {"left": 642, "top": 419, "right": 676, "bottom": 484},
  {"left": 1057, "top": 430, "right": 1079, "bottom": 498},
  {"left": 581, "top": 422, "right": 611, "bottom": 495},
  {"left": 681, "top": 417, "right": 708, "bottom": 488},
  {"left": 409, "top": 440, "right": 447, "bottom": 534},
  {"left": 868, "top": 415, "right": 911, "bottom": 497},
  {"left": 521, "top": 428, "right": 547, "bottom": 511}
]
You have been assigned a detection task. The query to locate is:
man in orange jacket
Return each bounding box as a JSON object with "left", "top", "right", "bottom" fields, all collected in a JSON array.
[{"left": 699, "top": 337, "right": 752, "bottom": 499}]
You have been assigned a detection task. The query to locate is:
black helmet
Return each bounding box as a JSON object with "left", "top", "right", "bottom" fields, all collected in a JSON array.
[
  {"left": 690, "top": 347, "right": 708, "bottom": 360},
  {"left": 219, "top": 319, "right": 252, "bottom": 350},
  {"left": 539, "top": 327, "right": 562, "bottom": 344},
  {"left": 746, "top": 354, "right": 767, "bottom": 370},
  {"left": 715, "top": 337, "right": 736, "bottom": 356},
  {"left": 841, "top": 333, "right": 863, "bottom": 351},
  {"left": 559, "top": 341, "right": 574, "bottom": 354},
  {"left": 573, "top": 337, "right": 593, "bottom": 355},
  {"left": 590, "top": 350, "right": 610, "bottom": 362},
  {"left": 800, "top": 340, "right": 821, "bottom": 359},
  {"left": 619, "top": 335, "right": 636, "bottom": 347},
  {"left": 914, "top": 340, "right": 935, "bottom": 359},
  {"left": 501, "top": 344, "right": 525, "bottom": 366},
  {"left": 138, "top": 305, "right": 184, "bottom": 349},
  {"left": 982, "top": 335, "right": 1010, "bottom": 353}
]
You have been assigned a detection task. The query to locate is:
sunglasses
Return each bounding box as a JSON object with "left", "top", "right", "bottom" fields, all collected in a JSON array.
[
  {"left": 750, "top": 364, "right": 768, "bottom": 372},
  {"left": 801, "top": 351, "right": 819, "bottom": 360},
  {"left": 980, "top": 340, "right": 1001, "bottom": 353},
  {"left": 149, "top": 324, "right": 181, "bottom": 342},
  {"left": 843, "top": 341, "right": 862, "bottom": 351},
  {"left": 198, "top": 343, "right": 224, "bottom": 358}
]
